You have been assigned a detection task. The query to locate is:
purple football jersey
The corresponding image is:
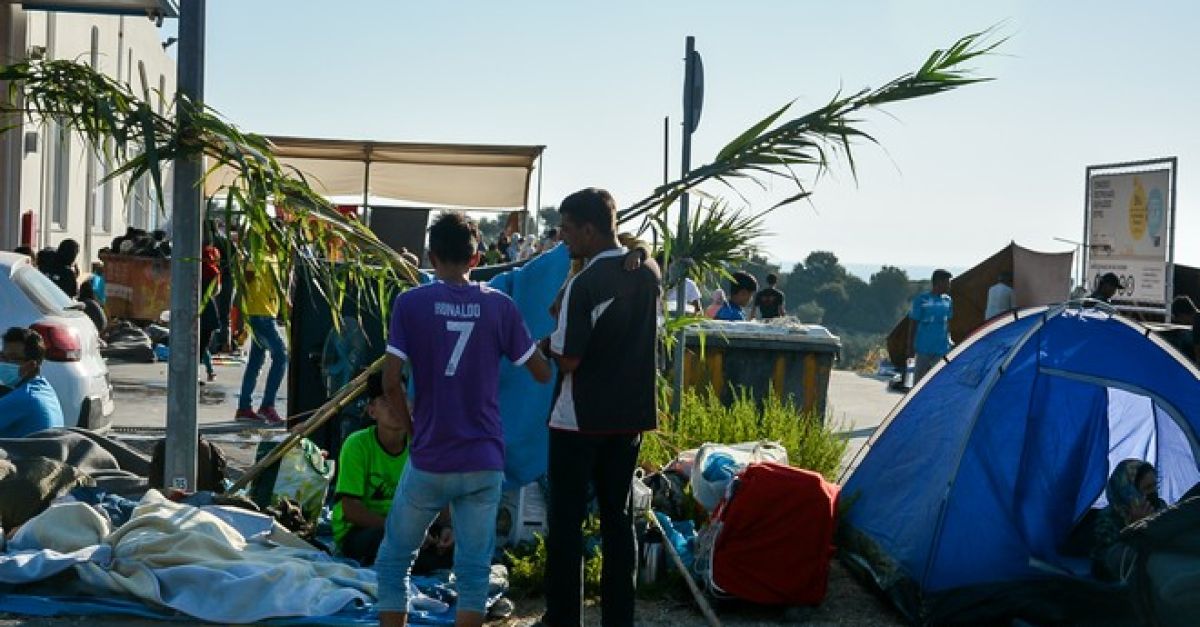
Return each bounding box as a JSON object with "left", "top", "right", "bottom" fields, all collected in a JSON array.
[{"left": 386, "top": 281, "right": 536, "bottom": 473}]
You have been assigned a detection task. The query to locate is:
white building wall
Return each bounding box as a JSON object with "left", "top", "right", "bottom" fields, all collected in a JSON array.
[{"left": 12, "top": 10, "right": 176, "bottom": 266}]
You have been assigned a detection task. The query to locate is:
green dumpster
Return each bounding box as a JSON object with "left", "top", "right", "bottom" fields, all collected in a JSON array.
[{"left": 680, "top": 321, "right": 841, "bottom": 417}]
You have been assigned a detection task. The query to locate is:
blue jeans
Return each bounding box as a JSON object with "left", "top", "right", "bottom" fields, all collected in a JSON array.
[
  {"left": 238, "top": 315, "right": 287, "bottom": 410},
  {"left": 375, "top": 463, "right": 503, "bottom": 614}
]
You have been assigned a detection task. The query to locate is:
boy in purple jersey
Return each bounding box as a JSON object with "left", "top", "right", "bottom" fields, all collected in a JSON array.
[{"left": 376, "top": 212, "right": 551, "bottom": 627}]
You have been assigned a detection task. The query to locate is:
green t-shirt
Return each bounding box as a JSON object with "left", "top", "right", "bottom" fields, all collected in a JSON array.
[{"left": 332, "top": 425, "right": 409, "bottom": 545}]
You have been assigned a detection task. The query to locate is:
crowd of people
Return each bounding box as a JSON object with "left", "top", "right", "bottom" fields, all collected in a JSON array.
[{"left": 482, "top": 228, "right": 560, "bottom": 266}]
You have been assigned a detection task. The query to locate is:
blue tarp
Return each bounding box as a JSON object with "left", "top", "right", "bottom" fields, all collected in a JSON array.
[
  {"left": 488, "top": 244, "right": 570, "bottom": 487},
  {"left": 843, "top": 307, "right": 1200, "bottom": 597},
  {"left": 0, "top": 574, "right": 493, "bottom": 625}
]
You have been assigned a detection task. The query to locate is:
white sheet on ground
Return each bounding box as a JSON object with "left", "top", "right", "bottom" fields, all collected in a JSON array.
[{"left": 21, "top": 489, "right": 377, "bottom": 622}]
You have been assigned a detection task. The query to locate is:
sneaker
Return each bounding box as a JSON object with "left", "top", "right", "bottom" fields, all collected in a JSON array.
[
  {"left": 258, "top": 406, "right": 285, "bottom": 426},
  {"left": 234, "top": 408, "right": 261, "bottom": 423},
  {"left": 206, "top": 371, "right": 216, "bottom": 382}
]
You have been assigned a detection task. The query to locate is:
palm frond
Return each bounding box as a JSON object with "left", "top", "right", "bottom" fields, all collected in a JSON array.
[
  {"left": 618, "top": 28, "right": 1004, "bottom": 224},
  {"left": 1, "top": 57, "right": 419, "bottom": 331}
]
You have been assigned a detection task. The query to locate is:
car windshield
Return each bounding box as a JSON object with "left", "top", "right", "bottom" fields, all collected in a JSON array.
[{"left": 13, "top": 264, "right": 75, "bottom": 314}]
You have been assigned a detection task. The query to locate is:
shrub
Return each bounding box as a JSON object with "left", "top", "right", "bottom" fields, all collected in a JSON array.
[
  {"left": 505, "top": 516, "right": 603, "bottom": 598},
  {"left": 642, "top": 385, "right": 846, "bottom": 480}
]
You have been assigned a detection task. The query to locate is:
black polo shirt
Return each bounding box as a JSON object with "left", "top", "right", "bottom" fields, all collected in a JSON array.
[
  {"left": 754, "top": 286, "right": 785, "bottom": 319},
  {"left": 549, "top": 247, "right": 660, "bottom": 433}
]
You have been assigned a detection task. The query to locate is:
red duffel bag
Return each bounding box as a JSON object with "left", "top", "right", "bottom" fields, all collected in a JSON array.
[{"left": 703, "top": 462, "right": 839, "bottom": 605}]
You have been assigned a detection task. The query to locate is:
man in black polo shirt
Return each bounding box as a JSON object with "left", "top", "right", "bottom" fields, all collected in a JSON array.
[
  {"left": 541, "top": 187, "right": 660, "bottom": 627},
  {"left": 751, "top": 272, "right": 786, "bottom": 320}
]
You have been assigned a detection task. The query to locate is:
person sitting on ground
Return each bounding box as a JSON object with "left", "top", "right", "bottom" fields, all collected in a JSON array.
[
  {"left": 715, "top": 271, "right": 758, "bottom": 321},
  {"left": 751, "top": 272, "right": 787, "bottom": 320},
  {"left": 705, "top": 288, "right": 726, "bottom": 319},
  {"left": 0, "top": 327, "right": 65, "bottom": 437},
  {"left": 77, "top": 281, "right": 108, "bottom": 336},
  {"left": 1092, "top": 459, "right": 1167, "bottom": 581},
  {"left": 333, "top": 371, "right": 455, "bottom": 571}
]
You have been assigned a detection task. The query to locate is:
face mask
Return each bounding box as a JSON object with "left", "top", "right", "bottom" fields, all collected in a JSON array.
[{"left": 0, "top": 362, "right": 22, "bottom": 388}]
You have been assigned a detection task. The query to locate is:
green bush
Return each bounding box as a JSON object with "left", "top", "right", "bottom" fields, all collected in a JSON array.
[
  {"left": 642, "top": 386, "right": 846, "bottom": 480},
  {"left": 505, "top": 517, "right": 603, "bottom": 598}
]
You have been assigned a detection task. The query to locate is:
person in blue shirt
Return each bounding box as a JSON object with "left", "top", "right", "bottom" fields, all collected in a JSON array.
[
  {"left": 715, "top": 271, "right": 758, "bottom": 321},
  {"left": 907, "top": 269, "right": 954, "bottom": 383},
  {"left": 0, "top": 327, "right": 65, "bottom": 437}
]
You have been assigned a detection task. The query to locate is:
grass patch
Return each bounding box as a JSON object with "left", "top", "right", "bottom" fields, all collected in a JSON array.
[{"left": 642, "top": 386, "right": 846, "bottom": 481}]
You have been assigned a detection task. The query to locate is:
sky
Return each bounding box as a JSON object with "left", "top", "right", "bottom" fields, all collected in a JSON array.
[{"left": 189, "top": 1, "right": 1199, "bottom": 276}]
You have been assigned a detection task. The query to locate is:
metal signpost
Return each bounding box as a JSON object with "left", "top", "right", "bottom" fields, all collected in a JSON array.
[
  {"left": 1082, "top": 157, "right": 1178, "bottom": 319},
  {"left": 164, "top": 0, "right": 205, "bottom": 490},
  {"left": 671, "top": 36, "right": 703, "bottom": 417}
]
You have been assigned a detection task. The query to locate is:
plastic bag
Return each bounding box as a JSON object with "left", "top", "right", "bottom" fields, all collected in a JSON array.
[
  {"left": 250, "top": 438, "right": 335, "bottom": 525},
  {"left": 690, "top": 441, "right": 788, "bottom": 512}
]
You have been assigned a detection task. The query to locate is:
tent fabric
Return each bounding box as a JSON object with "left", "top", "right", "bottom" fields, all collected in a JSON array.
[
  {"left": 842, "top": 306, "right": 1200, "bottom": 623},
  {"left": 204, "top": 136, "right": 544, "bottom": 209},
  {"left": 886, "top": 243, "right": 1073, "bottom": 366}
]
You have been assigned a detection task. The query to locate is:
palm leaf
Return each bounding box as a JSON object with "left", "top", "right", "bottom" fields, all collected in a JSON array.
[{"left": 618, "top": 28, "right": 1004, "bottom": 225}]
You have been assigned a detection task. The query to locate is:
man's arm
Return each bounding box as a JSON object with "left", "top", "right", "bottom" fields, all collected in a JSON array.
[
  {"left": 525, "top": 350, "right": 552, "bottom": 383},
  {"left": 340, "top": 496, "right": 387, "bottom": 529},
  {"left": 382, "top": 354, "right": 413, "bottom": 434}
]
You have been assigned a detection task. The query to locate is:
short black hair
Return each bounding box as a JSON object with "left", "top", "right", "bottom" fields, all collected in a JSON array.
[
  {"left": 766, "top": 272, "right": 779, "bottom": 286},
  {"left": 3, "top": 326, "right": 46, "bottom": 363},
  {"left": 932, "top": 269, "right": 952, "bottom": 283},
  {"left": 57, "top": 238, "right": 80, "bottom": 260},
  {"left": 14, "top": 246, "right": 33, "bottom": 259},
  {"left": 427, "top": 211, "right": 479, "bottom": 265},
  {"left": 558, "top": 188, "right": 616, "bottom": 236},
  {"left": 366, "top": 370, "right": 385, "bottom": 401},
  {"left": 548, "top": 227, "right": 558, "bottom": 238},
  {"left": 729, "top": 271, "right": 758, "bottom": 296}
]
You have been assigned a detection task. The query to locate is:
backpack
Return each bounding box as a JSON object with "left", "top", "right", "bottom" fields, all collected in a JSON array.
[
  {"left": 148, "top": 436, "right": 228, "bottom": 493},
  {"left": 696, "top": 462, "right": 839, "bottom": 606}
]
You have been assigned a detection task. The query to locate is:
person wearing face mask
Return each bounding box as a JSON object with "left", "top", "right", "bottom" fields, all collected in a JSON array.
[{"left": 0, "top": 327, "right": 65, "bottom": 437}]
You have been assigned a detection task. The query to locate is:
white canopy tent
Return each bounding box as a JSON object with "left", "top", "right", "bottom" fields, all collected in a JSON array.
[{"left": 203, "top": 135, "right": 545, "bottom": 210}]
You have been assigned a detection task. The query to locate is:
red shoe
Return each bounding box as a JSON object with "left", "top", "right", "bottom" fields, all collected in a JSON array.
[
  {"left": 234, "top": 408, "right": 261, "bottom": 423},
  {"left": 258, "top": 406, "right": 285, "bottom": 426}
]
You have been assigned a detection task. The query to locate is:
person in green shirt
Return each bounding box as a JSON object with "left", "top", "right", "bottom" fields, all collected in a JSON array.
[{"left": 333, "top": 371, "right": 453, "bottom": 567}]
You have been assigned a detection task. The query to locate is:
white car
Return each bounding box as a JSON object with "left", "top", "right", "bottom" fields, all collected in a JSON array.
[{"left": 0, "top": 251, "right": 114, "bottom": 430}]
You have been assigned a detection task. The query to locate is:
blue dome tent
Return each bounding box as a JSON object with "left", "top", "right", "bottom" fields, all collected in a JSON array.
[{"left": 840, "top": 304, "right": 1200, "bottom": 623}]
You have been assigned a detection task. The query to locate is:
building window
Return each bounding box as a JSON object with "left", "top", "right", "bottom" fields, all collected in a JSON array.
[
  {"left": 89, "top": 27, "right": 111, "bottom": 233},
  {"left": 50, "top": 121, "right": 70, "bottom": 229}
]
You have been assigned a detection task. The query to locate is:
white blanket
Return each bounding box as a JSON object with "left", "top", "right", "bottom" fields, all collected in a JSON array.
[{"left": 21, "top": 489, "right": 376, "bottom": 623}]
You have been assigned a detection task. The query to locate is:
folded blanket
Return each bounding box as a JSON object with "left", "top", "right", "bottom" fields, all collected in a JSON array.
[
  {"left": 0, "top": 428, "right": 149, "bottom": 497},
  {"left": 66, "top": 489, "right": 377, "bottom": 622}
]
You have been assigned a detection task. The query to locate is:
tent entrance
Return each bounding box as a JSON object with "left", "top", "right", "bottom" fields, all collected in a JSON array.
[{"left": 1038, "top": 368, "right": 1200, "bottom": 507}]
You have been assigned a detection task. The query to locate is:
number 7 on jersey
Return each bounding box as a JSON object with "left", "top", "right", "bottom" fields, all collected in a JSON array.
[{"left": 444, "top": 320, "right": 476, "bottom": 376}]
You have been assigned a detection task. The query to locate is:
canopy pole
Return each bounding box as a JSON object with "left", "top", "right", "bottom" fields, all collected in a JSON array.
[
  {"left": 535, "top": 153, "right": 543, "bottom": 234},
  {"left": 361, "top": 146, "right": 371, "bottom": 223}
]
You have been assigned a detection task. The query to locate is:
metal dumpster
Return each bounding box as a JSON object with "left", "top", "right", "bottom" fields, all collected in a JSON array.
[
  {"left": 681, "top": 320, "right": 840, "bottom": 416},
  {"left": 99, "top": 252, "right": 171, "bottom": 322}
]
